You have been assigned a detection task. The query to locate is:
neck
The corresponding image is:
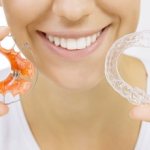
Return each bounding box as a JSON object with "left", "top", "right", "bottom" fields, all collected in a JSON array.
[
  {"left": 22, "top": 72, "right": 133, "bottom": 132},
  {"left": 22, "top": 72, "right": 141, "bottom": 150},
  {"left": 20, "top": 56, "right": 144, "bottom": 149}
]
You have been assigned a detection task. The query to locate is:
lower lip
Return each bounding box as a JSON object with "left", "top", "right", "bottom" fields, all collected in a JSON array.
[{"left": 37, "top": 26, "right": 110, "bottom": 61}]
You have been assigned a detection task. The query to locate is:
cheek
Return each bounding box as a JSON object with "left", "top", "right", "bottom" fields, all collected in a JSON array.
[
  {"left": 2, "top": 0, "right": 54, "bottom": 58},
  {"left": 98, "top": 0, "right": 140, "bottom": 15},
  {"left": 2, "top": 0, "right": 52, "bottom": 27},
  {"left": 97, "top": 0, "right": 140, "bottom": 27}
]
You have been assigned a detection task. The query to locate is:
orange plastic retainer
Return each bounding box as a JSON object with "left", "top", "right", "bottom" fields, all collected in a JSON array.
[{"left": 0, "top": 46, "right": 35, "bottom": 96}]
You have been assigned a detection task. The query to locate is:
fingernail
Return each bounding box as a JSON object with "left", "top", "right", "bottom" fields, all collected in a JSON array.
[
  {"left": 0, "top": 26, "right": 9, "bottom": 31},
  {"left": 0, "top": 26, "right": 8, "bottom": 28}
]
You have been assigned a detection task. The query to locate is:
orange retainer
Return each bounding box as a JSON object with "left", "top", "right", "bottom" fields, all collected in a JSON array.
[{"left": 0, "top": 46, "right": 35, "bottom": 96}]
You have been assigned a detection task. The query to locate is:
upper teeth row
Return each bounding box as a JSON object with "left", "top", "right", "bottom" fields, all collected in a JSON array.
[{"left": 46, "top": 31, "right": 102, "bottom": 50}]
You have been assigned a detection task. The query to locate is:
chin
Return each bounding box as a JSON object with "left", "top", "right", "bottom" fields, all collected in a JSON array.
[{"left": 51, "top": 76, "right": 102, "bottom": 92}]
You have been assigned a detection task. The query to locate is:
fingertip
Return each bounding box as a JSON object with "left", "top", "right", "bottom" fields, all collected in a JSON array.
[
  {"left": 129, "top": 105, "right": 150, "bottom": 121},
  {"left": 0, "top": 103, "right": 9, "bottom": 116},
  {"left": 0, "top": 26, "right": 9, "bottom": 32},
  {"left": 0, "top": 26, "right": 10, "bottom": 40},
  {"left": 129, "top": 107, "right": 138, "bottom": 119}
]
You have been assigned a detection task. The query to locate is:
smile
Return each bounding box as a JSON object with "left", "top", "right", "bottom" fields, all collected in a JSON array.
[
  {"left": 37, "top": 24, "right": 110, "bottom": 61},
  {"left": 46, "top": 31, "right": 101, "bottom": 51}
]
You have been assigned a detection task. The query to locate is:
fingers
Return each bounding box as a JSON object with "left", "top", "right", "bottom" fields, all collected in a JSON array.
[
  {"left": 0, "top": 91, "right": 20, "bottom": 116},
  {"left": 0, "top": 26, "right": 10, "bottom": 41},
  {"left": 0, "top": 93, "right": 9, "bottom": 116},
  {"left": 0, "top": 26, "right": 11, "bottom": 116},
  {"left": 0, "top": 103, "right": 9, "bottom": 116},
  {"left": 129, "top": 105, "right": 150, "bottom": 122}
]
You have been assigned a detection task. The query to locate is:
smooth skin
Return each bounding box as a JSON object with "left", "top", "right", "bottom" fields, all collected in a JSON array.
[{"left": 1, "top": 0, "right": 150, "bottom": 150}]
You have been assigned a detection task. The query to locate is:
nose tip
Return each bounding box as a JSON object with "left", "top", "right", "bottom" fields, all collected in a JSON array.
[{"left": 52, "top": 0, "right": 94, "bottom": 22}]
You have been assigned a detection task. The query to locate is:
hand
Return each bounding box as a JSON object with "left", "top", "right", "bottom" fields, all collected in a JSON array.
[
  {"left": 130, "top": 104, "right": 150, "bottom": 122},
  {"left": 0, "top": 26, "right": 10, "bottom": 116},
  {"left": 0, "top": 103, "right": 9, "bottom": 116}
]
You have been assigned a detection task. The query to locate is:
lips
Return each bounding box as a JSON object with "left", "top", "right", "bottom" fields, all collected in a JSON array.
[{"left": 37, "top": 25, "right": 110, "bottom": 61}]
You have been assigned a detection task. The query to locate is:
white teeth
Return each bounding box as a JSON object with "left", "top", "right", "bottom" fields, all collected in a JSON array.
[
  {"left": 77, "top": 38, "right": 86, "bottom": 49},
  {"left": 60, "top": 38, "right": 67, "bottom": 49},
  {"left": 54, "top": 37, "right": 60, "bottom": 46},
  {"left": 91, "top": 34, "right": 97, "bottom": 43},
  {"left": 48, "top": 35, "right": 54, "bottom": 42},
  {"left": 67, "top": 39, "right": 77, "bottom": 50},
  {"left": 46, "top": 31, "right": 102, "bottom": 50},
  {"left": 86, "top": 36, "right": 92, "bottom": 47}
]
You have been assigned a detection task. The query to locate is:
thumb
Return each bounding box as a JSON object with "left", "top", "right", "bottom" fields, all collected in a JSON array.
[
  {"left": 0, "top": 103, "right": 9, "bottom": 116},
  {"left": 129, "top": 104, "right": 150, "bottom": 122},
  {"left": 0, "top": 26, "right": 10, "bottom": 41}
]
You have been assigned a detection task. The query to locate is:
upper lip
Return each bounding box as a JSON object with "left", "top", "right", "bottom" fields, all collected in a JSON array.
[{"left": 37, "top": 24, "right": 110, "bottom": 39}]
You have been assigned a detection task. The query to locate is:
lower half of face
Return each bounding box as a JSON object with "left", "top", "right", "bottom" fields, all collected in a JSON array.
[{"left": 2, "top": 0, "right": 140, "bottom": 91}]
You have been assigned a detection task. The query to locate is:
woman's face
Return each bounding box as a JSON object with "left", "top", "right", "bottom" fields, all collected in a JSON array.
[{"left": 1, "top": 0, "right": 140, "bottom": 91}]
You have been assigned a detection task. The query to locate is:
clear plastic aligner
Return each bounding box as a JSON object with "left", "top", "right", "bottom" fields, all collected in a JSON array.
[{"left": 105, "top": 31, "right": 150, "bottom": 105}]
